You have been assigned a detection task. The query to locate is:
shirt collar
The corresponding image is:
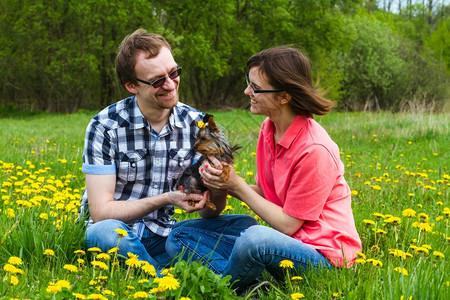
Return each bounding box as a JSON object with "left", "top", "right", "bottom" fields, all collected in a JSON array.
[
  {"left": 277, "top": 115, "right": 309, "bottom": 149},
  {"left": 126, "top": 96, "right": 186, "bottom": 131}
]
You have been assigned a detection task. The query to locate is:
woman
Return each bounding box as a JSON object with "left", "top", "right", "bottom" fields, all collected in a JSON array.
[{"left": 200, "top": 47, "right": 362, "bottom": 291}]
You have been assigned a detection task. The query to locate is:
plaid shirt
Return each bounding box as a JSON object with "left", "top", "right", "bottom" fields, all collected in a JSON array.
[{"left": 80, "top": 96, "right": 203, "bottom": 237}]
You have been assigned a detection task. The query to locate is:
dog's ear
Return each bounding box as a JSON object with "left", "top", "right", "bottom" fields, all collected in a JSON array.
[
  {"left": 207, "top": 116, "right": 220, "bottom": 133},
  {"left": 203, "top": 114, "right": 214, "bottom": 122}
]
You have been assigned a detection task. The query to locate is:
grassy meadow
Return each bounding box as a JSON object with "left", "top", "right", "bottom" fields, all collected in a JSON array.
[{"left": 0, "top": 109, "right": 449, "bottom": 299}]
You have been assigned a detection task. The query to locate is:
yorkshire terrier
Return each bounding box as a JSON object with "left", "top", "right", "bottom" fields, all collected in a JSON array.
[{"left": 176, "top": 114, "right": 240, "bottom": 210}]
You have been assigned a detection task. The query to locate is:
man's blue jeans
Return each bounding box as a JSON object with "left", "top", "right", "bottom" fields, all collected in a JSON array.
[
  {"left": 221, "top": 225, "right": 332, "bottom": 291},
  {"left": 85, "top": 215, "right": 257, "bottom": 271}
]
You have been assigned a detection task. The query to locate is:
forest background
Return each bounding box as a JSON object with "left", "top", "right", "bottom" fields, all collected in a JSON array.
[{"left": 0, "top": 0, "right": 448, "bottom": 114}]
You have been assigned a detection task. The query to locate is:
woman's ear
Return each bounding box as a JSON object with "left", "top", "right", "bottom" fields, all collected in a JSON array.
[
  {"left": 124, "top": 82, "right": 138, "bottom": 94},
  {"left": 280, "top": 92, "right": 292, "bottom": 105}
]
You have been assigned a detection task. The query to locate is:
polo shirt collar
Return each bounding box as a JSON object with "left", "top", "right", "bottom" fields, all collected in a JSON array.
[{"left": 277, "top": 115, "right": 309, "bottom": 149}]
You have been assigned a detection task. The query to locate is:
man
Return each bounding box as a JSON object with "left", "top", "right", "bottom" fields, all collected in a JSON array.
[{"left": 80, "top": 29, "right": 256, "bottom": 270}]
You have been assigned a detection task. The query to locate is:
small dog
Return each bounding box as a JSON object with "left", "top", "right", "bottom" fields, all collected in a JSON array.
[{"left": 176, "top": 114, "right": 240, "bottom": 210}]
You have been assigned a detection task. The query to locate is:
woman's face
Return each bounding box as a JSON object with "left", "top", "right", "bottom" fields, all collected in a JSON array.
[{"left": 244, "top": 67, "right": 282, "bottom": 117}]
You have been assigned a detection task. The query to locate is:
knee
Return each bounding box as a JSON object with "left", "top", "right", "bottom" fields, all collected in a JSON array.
[
  {"left": 235, "top": 225, "right": 272, "bottom": 251},
  {"left": 85, "top": 219, "right": 127, "bottom": 250}
]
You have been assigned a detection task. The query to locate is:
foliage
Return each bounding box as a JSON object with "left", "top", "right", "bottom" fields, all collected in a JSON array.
[
  {"left": 0, "top": 110, "right": 448, "bottom": 299},
  {"left": 2, "top": 0, "right": 446, "bottom": 112}
]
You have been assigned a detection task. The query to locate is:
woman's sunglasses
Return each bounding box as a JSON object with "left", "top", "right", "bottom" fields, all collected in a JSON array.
[{"left": 135, "top": 66, "right": 182, "bottom": 88}]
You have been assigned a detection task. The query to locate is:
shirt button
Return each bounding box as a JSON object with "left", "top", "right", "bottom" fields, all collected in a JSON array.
[
  {"left": 153, "top": 184, "right": 158, "bottom": 188},
  {"left": 178, "top": 162, "right": 183, "bottom": 166},
  {"left": 131, "top": 163, "right": 136, "bottom": 168}
]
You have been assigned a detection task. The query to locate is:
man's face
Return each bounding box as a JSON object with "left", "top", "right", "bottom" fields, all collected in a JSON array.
[{"left": 132, "top": 47, "right": 180, "bottom": 111}]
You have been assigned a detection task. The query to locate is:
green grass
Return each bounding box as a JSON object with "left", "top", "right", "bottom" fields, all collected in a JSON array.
[{"left": 0, "top": 110, "right": 448, "bottom": 299}]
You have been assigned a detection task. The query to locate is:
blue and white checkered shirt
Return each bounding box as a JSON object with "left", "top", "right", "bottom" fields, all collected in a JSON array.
[{"left": 80, "top": 96, "right": 203, "bottom": 237}]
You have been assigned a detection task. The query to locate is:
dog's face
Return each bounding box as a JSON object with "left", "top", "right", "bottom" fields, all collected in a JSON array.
[{"left": 194, "top": 114, "right": 230, "bottom": 158}]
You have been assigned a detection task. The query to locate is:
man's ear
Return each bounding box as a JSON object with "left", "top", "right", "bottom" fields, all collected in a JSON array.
[{"left": 124, "top": 82, "right": 138, "bottom": 94}]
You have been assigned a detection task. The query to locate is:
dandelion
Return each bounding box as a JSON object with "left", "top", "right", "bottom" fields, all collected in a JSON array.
[
  {"left": 43, "top": 249, "right": 55, "bottom": 256},
  {"left": 74, "top": 250, "right": 86, "bottom": 256},
  {"left": 291, "top": 292, "right": 305, "bottom": 299},
  {"left": 417, "top": 213, "right": 429, "bottom": 222},
  {"left": 8, "top": 256, "right": 23, "bottom": 266},
  {"left": 394, "top": 267, "right": 408, "bottom": 275},
  {"left": 292, "top": 276, "right": 303, "bottom": 280},
  {"left": 432, "top": 251, "right": 444, "bottom": 258},
  {"left": 133, "top": 291, "right": 149, "bottom": 299},
  {"left": 366, "top": 259, "right": 383, "bottom": 267},
  {"left": 374, "top": 229, "right": 387, "bottom": 235},
  {"left": 414, "top": 247, "right": 429, "bottom": 255},
  {"left": 355, "top": 258, "right": 366, "bottom": 264},
  {"left": 46, "top": 282, "right": 62, "bottom": 293},
  {"left": 279, "top": 259, "right": 294, "bottom": 269},
  {"left": 384, "top": 216, "right": 401, "bottom": 226},
  {"left": 356, "top": 251, "right": 367, "bottom": 260},
  {"left": 96, "top": 253, "right": 111, "bottom": 261},
  {"left": 351, "top": 190, "right": 358, "bottom": 196},
  {"left": 63, "top": 264, "right": 79, "bottom": 273},
  {"left": 141, "top": 262, "right": 157, "bottom": 277},
  {"left": 363, "top": 219, "right": 375, "bottom": 226},
  {"left": 91, "top": 261, "right": 109, "bottom": 270},
  {"left": 88, "top": 247, "right": 102, "bottom": 253},
  {"left": 86, "top": 294, "right": 108, "bottom": 300},
  {"left": 108, "top": 247, "right": 119, "bottom": 254},
  {"left": 115, "top": 228, "right": 128, "bottom": 237},
  {"left": 72, "top": 293, "right": 87, "bottom": 299},
  {"left": 402, "top": 208, "right": 416, "bottom": 218},
  {"left": 179, "top": 298, "right": 192, "bottom": 300},
  {"left": 156, "top": 276, "right": 180, "bottom": 291},
  {"left": 3, "top": 264, "right": 24, "bottom": 274},
  {"left": 9, "top": 275, "right": 19, "bottom": 285},
  {"left": 56, "top": 280, "right": 71, "bottom": 290}
]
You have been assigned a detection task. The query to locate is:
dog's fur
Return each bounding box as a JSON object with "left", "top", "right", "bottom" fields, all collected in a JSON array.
[{"left": 175, "top": 114, "right": 240, "bottom": 210}]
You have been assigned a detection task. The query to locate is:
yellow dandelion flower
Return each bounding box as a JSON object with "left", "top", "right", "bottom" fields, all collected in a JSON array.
[
  {"left": 279, "top": 259, "right": 294, "bottom": 269},
  {"left": 374, "top": 229, "right": 387, "bottom": 235},
  {"left": 433, "top": 251, "right": 444, "bottom": 258},
  {"left": 74, "top": 250, "right": 86, "bottom": 255},
  {"left": 87, "top": 247, "right": 102, "bottom": 253},
  {"left": 174, "top": 208, "right": 183, "bottom": 214},
  {"left": 384, "top": 216, "right": 401, "bottom": 225},
  {"left": 157, "top": 276, "right": 180, "bottom": 291},
  {"left": 8, "top": 256, "right": 23, "bottom": 266},
  {"left": 355, "top": 258, "right": 366, "bottom": 264},
  {"left": 102, "top": 289, "right": 115, "bottom": 296},
  {"left": 86, "top": 294, "right": 108, "bottom": 300},
  {"left": 96, "top": 253, "right": 111, "bottom": 260},
  {"left": 91, "top": 261, "right": 109, "bottom": 270},
  {"left": 43, "top": 249, "right": 55, "bottom": 256},
  {"left": 402, "top": 208, "right": 416, "bottom": 218},
  {"left": 9, "top": 275, "right": 19, "bottom": 285},
  {"left": 373, "top": 212, "right": 385, "bottom": 219},
  {"left": 141, "top": 262, "right": 156, "bottom": 277},
  {"left": 417, "top": 213, "right": 429, "bottom": 222},
  {"left": 414, "top": 247, "right": 429, "bottom": 255},
  {"left": 292, "top": 276, "right": 303, "bottom": 280},
  {"left": 108, "top": 247, "right": 119, "bottom": 254},
  {"left": 133, "top": 291, "right": 149, "bottom": 299},
  {"left": 46, "top": 282, "right": 62, "bottom": 293},
  {"left": 126, "top": 257, "right": 141, "bottom": 268},
  {"left": 179, "top": 297, "right": 192, "bottom": 300},
  {"left": 363, "top": 219, "right": 375, "bottom": 226},
  {"left": 115, "top": 228, "right": 128, "bottom": 237},
  {"left": 394, "top": 267, "right": 408, "bottom": 275},
  {"left": 63, "top": 264, "right": 79, "bottom": 273},
  {"left": 356, "top": 251, "right": 367, "bottom": 260},
  {"left": 366, "top": 259, "right": 383, "bottom": 267},
  {"left": 351, "top": 190, "right": 358, "bottom": 196},
  {"left": 72, "top": 293, "right": 87, "bottom": 299},
  {"left": 246, "top": 171, "right": 254, "bottom": 176},
  {"left": 56, "top": 280, "right": 71, "bottom": 290},
  {"left": 39, "top": 212, "right": 48, "bottom": 220},
  {"left": 291, "top": 292, "right": 305, "bottom": 299},
  {"left": 4, "top": 264, "right": 23, "bottom": 274}
]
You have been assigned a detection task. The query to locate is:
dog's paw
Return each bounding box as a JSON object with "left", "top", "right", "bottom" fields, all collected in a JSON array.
[{"left": 220, "top": 164, "right": 230, "bottom": 181}]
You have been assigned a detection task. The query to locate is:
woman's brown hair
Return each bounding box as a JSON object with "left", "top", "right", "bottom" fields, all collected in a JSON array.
[{"left": 247, "top": 47, "right": 333, "bottom": 118}]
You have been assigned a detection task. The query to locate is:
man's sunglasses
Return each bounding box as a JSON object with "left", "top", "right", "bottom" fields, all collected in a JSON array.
[
  {"left": 245, "top": 73, "right": 282, "bottom": 94},
  {"left": 135, "top": 66, "right": 182, "bottom": 88}
]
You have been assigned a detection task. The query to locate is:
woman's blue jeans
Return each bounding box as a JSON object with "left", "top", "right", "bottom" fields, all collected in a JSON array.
[
  {"left": 221, "top": 225, "right": 332, "bottom": 291},
  {"left": 85, "top": 215, "right": 257, "bottom": 271}
]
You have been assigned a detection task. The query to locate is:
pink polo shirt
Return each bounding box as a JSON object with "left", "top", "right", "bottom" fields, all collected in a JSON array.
[{"left": 255, "top": 116, "right": 361, "bottom": 267}]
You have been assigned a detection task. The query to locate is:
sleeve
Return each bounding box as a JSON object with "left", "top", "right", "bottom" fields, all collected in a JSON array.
[
  {"left": 81, "top": 120, "right": 117, "bottom": 175},
  {"left": 283, "top": 144, "right": 339, "bottom": 221}
]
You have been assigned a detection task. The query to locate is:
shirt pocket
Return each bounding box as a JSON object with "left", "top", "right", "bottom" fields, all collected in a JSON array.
[
  {"left": 167, "top": 148, "right": 196, "bottom": 183},
  {"left": 116, "top": 149, "right": 149, "bottom": 183}
]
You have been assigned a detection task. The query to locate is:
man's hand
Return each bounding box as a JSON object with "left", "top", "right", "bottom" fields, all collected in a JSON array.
[{"left": 167, "top": 190, "right": 209, "bottom": 212}]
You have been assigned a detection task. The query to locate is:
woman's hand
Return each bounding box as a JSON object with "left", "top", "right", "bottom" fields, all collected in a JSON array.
[{"left": 200, "top": 156, "right": 242, "bottom": 192}]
